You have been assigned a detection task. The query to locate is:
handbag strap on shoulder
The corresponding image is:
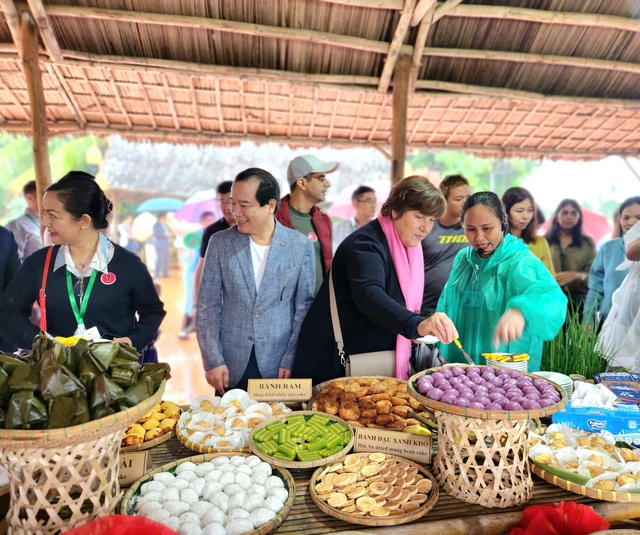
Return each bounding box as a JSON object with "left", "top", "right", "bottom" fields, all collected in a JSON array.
[
  {"left": 328, "top": 267, "right": 347, "bottom": 368},
  {"left": 39, "top": 246, "right": 54, "bottom": 332}
]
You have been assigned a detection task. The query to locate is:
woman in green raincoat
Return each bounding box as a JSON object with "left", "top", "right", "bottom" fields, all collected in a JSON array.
[{"left": 437, "top": 192, "right": 567, "bottom": 371}]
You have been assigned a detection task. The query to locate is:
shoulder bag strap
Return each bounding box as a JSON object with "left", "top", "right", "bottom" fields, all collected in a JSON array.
[
  {"left": 328, "top": 267, "right": 348, "bottom": 369},
  {"left": 39, "top": 246, "right": 54, "bottom": 332}
]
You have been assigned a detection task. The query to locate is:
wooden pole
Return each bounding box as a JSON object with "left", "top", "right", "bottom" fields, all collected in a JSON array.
[
  {"left": 21, "top": 11, "right": 51, "bottom": 219},
  {"left": 391, "top": 55, "right": 411, "bottom": 186}
]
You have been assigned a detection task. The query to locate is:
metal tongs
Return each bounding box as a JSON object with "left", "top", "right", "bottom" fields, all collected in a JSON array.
[{"left": 453, "top": 338, "right": 475, "bottom": 366}]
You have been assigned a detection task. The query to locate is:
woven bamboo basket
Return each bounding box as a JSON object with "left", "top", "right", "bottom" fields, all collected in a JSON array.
[
  {"left": 0, "top": 380, "right": 165, "bottom": 535},
  {"left": 408, "top": 366, "right": 567, "bottom": 508}
]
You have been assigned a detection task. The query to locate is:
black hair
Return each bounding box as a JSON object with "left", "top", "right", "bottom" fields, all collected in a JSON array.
[
  {"left": 45, "top": 171, "right": 112, "bottom": 230},
  {"left": 502, "top": 187, "right": 538, "bottom": 244},
  {"left": 234, "top": 168, "right": 280, "bottom": 212},
  {"left": 351, "top": 185, "right": 375, "bottom": 203},
  {"left": 462, "top": 191, "right": 509, "bottom": 234},
  {"left": 216, "top": 180, "right": 233, "bottom": 195},
  {"left": 618, "top": 196, "right": 640, "bottom": 235},
  {"left": 23, "top": 180, "right": 36, "bottom": 196},
  {"left": 546, "top": 199, "right": 585, "bottom": 247}
]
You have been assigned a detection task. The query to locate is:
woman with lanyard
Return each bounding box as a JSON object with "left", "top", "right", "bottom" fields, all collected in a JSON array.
[{"left": 0, "top": 171, "right": 166, "bottom": 353}]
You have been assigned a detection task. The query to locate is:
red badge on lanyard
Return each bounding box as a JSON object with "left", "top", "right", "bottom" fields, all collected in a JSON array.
[
  {"left": 101, "top": 272, "right": 116, "bottom": 285},
  {"left": 307, "top": 232, "right": 318, "bottom": 242}
]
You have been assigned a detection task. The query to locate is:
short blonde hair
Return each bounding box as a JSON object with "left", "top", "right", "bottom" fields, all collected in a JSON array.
[{"left": 381, "top": 175, "right": 446, "bottom": 220}]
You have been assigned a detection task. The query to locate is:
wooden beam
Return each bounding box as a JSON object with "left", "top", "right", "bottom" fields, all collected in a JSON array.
[
  {"left": 31, "top": 3, "right": 412, "bottom": 56},
  {"left": 378, "top": 0, "right": 416, "bottom": 93},
  {"left": 391, "top": 55, "right": 411, "bottom": 185},
  {"left": 422, "top": 46, "right": 640, "bottom": 75},
  {"left": 440, "top": 3, "right": 640, "bottom": 33},
  {"left": 45, "top": 63, "right": 86, "bottom": 126},
  {"left": 20, "top": 11, "right": 50, "bottom": 218},
  {"left": 0, "top": 0, "right": 23, "bottom": 57},
  {"left": 411, "top": 0, "right": 436, "bottom": 26},
  {"left": 317, "top": 0, "right": 402, "bottom": 9},
  {"left": 432, "top": 0, "right": 463, "bottom": 24},
  {"left": 26, "top": 0, "right": 61, "bottom": 60},
  {"left": 410, "top": 1, "right": 436, "bottom": 93}
]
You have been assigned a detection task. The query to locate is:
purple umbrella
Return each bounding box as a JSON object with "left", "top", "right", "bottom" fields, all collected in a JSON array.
[{"left": 175, "top": 189, "right": 222, "bottom": 223}]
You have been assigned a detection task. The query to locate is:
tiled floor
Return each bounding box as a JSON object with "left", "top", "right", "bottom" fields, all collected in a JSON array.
[{"left": 154, "top": 269, "right": 214, "bottom": 405}]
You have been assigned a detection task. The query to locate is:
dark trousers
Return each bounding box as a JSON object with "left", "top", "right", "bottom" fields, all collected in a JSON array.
[{"left": 232, "top": 346, "right": 262, "bottom": 391}]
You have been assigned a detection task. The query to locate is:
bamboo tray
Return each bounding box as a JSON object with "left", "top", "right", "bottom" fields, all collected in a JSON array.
[
  {"left": 119, "top": 452, "right": 295, "bottom": 535},
  {"left": 121, "top": 427, "right": 175, "bottom": 453},
  {"left": 176, "top": 423, "right": 249, "bottom": 454},
  {"left": 247, "top": 411, "right": 354, "bottom": 469},
  {"left": 531, "top": 463, "right": 640, "bottom": 503},
  {"left": 309, "top": 452, "right": 438, "bottom": 526},
  {"left": 408, "top": 366, "right": 567, "bottom": 420}
]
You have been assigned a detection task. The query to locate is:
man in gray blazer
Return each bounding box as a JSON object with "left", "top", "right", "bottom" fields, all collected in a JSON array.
[{"left": 196, "top": 168, "right": 315, "bottom": 394}]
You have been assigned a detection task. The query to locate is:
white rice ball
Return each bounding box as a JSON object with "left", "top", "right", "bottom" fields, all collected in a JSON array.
[
  {"left": 164, "top": 500, "right": 191, "bottom": 516},
  {"left": 178, "top": 521, "right": 202, "bottom": 535},
  {"left": 264, "top": 496, "right": 284, "bottom": 514},
  {"left": 179, "top": 511, "right": 201, "bottom": 526},
  {"left": 175, "top": 462, "right": 198, "bottom": 475},
  {"left": 269, "top": 487, "right": 289, "bottom": 503},
  {"left": 195, "top": 462, "right": 216, "bottom": 477},
  {"left": 180, "top": 488, "right": 200, "bottom": 505},
  {"left": 202, "top": 482, "right": 223, "bottom": 502},
  {"left": 249, "top": 507, "right": 276, "bottom": 528},
  {"left": 225, "top": 518, "right": 254, "bottom": 535},
  {"left": 242, "top": 493, "right": 264, "bottom": 513},
  {"left": 201, "top": 522, "right": 225, "bottom": 535},
  {"left": 224, "top": 483, "right": 243, "bottom": 496},
  {"left": 210, "top": 492, "right": 229, "bottom": 513},
  {"left": 136, "top": 500, "right": 162, "bottom": 516},
  {"left": 264, "top": 476, "right": 284, "bottom": 492},
  {"left": 236, "top": 464, "right": 252, "bottom": 476},
  {"left": 211, "top": 456, "right": 230, "bottom": 466},
  {"left": 226, "top": 508, "right": 250, "bottom": 522},
  {"left": 204, "top": 469, "right": 222, "bottom": 482},
  {"left": 219, "top": 472, "right": 235, "bottom": 488},
  {"left": 190, "top": 477, "right": 207, "bottom": 496},
  {"left": 173, "top": 478, "right": 190, "bottom": 490},
  {"left": 190, "top": 500, "right": 215, "bottom": 519},
  {"left": 250, "top": 472, "right": 268, "bottom": 485},
  {"left": 244, "top": 455, "right": 262, "bottom": 468},
  {"left": 146, "top": 508, "right": 170, "bottom": 522},
  {"left": 254, "top": 462, "right": 272, "bottom": 477},
  {"left": 159, "top": 487, "right": 181, "bottom": 504},
  {"left": 218, "top": 463, "right": 236, "bottom": 474},
  {"left": 202, "top": 506, "right": 225, "bottom": 525},
  {"left": 228, "top": 490, "right": 247, "bottom": 510},
  {"left": 246, "top": 484, "right": 266, "bottom": 498},
  {"left": 153, "top": 472, "right": 177, "bottom": 485},
  {"left": 136, "top": 491, "right": 162, "bottom": 506},
  {"left": 235, "top": 473, "right": 252, "bottom": 490},
  {"left": 177, "top": 470, "right": 199, "bottom": 482},
  {"left": 159, "top": 516, "right": 180, "bottom": 531},
  {"left": 229, "top": 456, "right": 246, "bottom": 467},
  {"left": 140, "top": 481, "right": 166, "bottom": 495}
]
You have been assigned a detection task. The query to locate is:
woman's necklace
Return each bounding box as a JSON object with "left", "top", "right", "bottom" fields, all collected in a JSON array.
[{"left": 69, "top": 240, "right": 99, "bottom": 301}]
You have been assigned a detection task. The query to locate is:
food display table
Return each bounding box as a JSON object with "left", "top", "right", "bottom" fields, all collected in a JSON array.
[{"left": 144, "top": 436, "right": 640, "bottom": 535}]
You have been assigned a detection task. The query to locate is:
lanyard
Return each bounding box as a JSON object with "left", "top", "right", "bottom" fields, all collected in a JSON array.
[
  {"left": 65, "top": 269, "right": 98, "bottom": 327},
  {"left": 26, "top": 212, "right": 39, "bottom": 229}
]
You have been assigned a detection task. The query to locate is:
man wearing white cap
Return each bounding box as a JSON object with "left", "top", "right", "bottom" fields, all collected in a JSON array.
[{"left": 276, "top": 154, "right": 338, "bottom": 294}]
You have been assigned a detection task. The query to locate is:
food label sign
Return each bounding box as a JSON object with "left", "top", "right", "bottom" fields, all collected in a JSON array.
[
  {"left": 247, "top": 379, "right": 312, "bottom": 401},
  {"left": 118, "top": 451, "right": 149, "bottom": 487},
  {"left": 354, "top": 428, "right": 432, "bottom": 464}
]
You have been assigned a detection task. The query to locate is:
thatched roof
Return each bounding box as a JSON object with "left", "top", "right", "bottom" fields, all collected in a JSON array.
[{"left": 0, "top": 0, "right": 639, "bottom": 159}]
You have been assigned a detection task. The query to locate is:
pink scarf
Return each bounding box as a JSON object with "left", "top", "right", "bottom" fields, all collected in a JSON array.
[{"left": 378, "top": 215, "right": 424, "bottom": 380}]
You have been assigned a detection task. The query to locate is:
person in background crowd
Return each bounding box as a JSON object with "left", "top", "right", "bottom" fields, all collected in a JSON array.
[
  {"left": 545, "top": 199, "right": 596, "bottom": 318},
  {"left": 292, "top": 176, "right": 458, "bottom": 385},
  {"left": 193, "top": 181, "right": 236, "bottom": 303},
  {"left": 0, "top": 225, "right": 19, "bottom": 350},
  {"left": 6, "top": 180, "right": 42, "bottom": 261},
  {"left": 178, "top": 211, "right": 216, "bottom": 340},
  {"left": 152, "top": 212, "right": 171, "bottom": 278},
  {"left": 585, "top": 196, "right": 640, "bottom": 327},
  {"left": 438, "top": 192, "right": 567, "bottom": 372},
  {"left": 117, "top": 214, "right": 141, "bottom": 254},
  {"left": 0, "top": 171, "right": 166, "bottom": 353},
  {"left": 536, "top": 203, "right": 546, "bottom": 228},
  {"left": 598, "top": 220, "right": 640, "bottom": 371},
  {"left": 196, "top": 168, "right": 315, "bottom": 394},
  {"left": 277, "top": 154, "right": 337, "bottom": 295},
  {"left": 332, "top": 185, "right": 377, "bottom": 251},
  {"left": 596, "top": 207, "right": 621, "bottom": 251},
  {"left": 502, "top": 187, "right": 555, "bottom": 275},
  {"left": 421, "top": 174, "right": 471, "bottom": 316}
]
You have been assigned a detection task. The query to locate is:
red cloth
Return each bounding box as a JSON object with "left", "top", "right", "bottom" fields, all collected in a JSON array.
[
  {"left": 64, "top": 514, "right": 179, "bottom": 535},
  {"left": 276, "top": 194, "right": 333, "bottom": 273},
  {"left": 508, "top": 501, "right": 610, "bottom": 535}
]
